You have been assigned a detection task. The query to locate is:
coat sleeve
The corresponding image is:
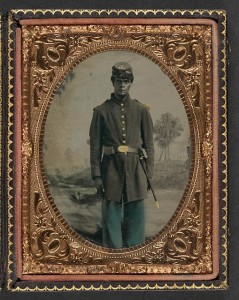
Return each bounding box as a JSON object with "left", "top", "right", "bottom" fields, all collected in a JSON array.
[
  {"left": 89, "top": 108, "right": 103, "bottom": 179},
  {"left": 141, "top": 107, "right": 155, "bottom": 178}
]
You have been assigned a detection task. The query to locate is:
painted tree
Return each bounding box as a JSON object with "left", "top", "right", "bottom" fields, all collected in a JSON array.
[
  {"left": 55, "top": 69, "right": 76, "bottom": 97},
  {"left": 154, "top": 112, "right": 184, "bottom": 161}
]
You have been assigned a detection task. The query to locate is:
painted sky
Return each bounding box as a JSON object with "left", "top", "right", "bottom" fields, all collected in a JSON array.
[{"left": 43, "top": 50, "right": 190, "bottom": 176}]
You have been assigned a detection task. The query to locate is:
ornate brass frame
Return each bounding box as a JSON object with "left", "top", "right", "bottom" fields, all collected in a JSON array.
[{"left": 7, "top": 10, "right": 227, "bottom": 291}]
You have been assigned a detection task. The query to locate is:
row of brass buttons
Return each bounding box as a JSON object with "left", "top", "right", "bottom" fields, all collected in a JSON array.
[{"left": 121, "top": 103, "right": 126, "bottom": 144}]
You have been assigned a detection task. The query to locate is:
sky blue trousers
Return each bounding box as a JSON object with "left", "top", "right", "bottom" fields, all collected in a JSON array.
[{"left": 102, "top": 198, "right": 145, "bottom": 248}]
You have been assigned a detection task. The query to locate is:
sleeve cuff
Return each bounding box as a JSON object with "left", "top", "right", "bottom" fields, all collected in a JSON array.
[{"left": 91, "top": 166, "right": 101, "bottom": 179}]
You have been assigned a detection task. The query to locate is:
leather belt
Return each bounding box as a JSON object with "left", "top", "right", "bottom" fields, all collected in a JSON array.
[{"left": 103, "top": 145, "right": 139, "bottom": 155}]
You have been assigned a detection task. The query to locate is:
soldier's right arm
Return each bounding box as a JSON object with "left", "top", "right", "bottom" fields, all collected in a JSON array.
[{"left": 89, "top": 107, "right": 103, "bottom": 179}]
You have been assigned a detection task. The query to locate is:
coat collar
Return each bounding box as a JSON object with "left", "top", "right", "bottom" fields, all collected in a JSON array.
[{"left": 110, "top": 93, "right": 131, "bottom": 106}]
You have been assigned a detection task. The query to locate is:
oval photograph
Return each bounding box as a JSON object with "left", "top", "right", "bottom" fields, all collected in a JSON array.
[{"left": 43, "top": 50, "right": 191, "bottom": 248}]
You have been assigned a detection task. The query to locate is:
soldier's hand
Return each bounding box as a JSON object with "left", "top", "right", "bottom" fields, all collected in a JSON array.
[
  {"left": 147, "top": 177, "right": 152, "bottom": 191},
  {"left": 94, "top": 177, "right": 105, "bottom": 195}
]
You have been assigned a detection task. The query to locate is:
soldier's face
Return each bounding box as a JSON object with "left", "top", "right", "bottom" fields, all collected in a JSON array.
[{"left": 113, "top": 78, "right": 132, "bottom": 97}]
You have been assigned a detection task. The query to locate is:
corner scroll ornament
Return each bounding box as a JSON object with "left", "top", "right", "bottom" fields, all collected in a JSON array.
[
  {"left": 162, "top": 36, "right": 203, "bottom": 108},
  {"left": 30, "top": 192, "right": 70, "bottom": 263},
  {"left": 131, "top": 29, "right": 206, "bottom": 108},
  {"left": 140, "top": 191, "right": 211, "bottom": 274},
  {"left": 29, "top": 26, "right": 104, "bottom": 107},
  {"left": 143, "top": 191, "right": 204, "bottom": 266},
  {"left": 31, "top": 35, "right": 70, "bottom": 107}
]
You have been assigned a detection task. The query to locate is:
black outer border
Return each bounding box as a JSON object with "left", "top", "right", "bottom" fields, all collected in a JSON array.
[
  {"left": 1, "top": 0, "right": 239, "bottom": 298},
  {"left": 0, "top": 13, "right": 1, "bottom": 289},
  {"left": 5, "top": 9, "right": 227, "bottom": 292}
]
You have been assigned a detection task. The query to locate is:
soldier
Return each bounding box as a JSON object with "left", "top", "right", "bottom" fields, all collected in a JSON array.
[{"left": 90, "top": 62, "right": 154, "bottom": 248}]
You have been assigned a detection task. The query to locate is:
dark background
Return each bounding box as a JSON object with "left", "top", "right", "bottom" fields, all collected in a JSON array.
[{"left": 0, "top": 0, "right": 238, "bottom": 299}]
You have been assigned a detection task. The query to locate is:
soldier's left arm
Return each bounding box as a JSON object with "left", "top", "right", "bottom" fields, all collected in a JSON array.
[
  {"left": 141, "top": 107, "right": 155, "bottom": 178},
  {"left": 89, "top": 108, "right": 103, "bottom": 179}
]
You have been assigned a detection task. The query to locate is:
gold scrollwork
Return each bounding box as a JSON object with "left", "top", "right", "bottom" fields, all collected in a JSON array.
[
  {"left": 31, "top": 192, "right": 70, "bottom": 262},
  {"left": 20, "top": 22, "right": 215, "bottom": 277},
  {"left": 202, "top": 108, "right": 213, "bottom": 181},
  {"left": 32, "top": 36, "right": 70, "bottom": 69},
  {"left": 31, "top": 229, "right": 70, "bottom": 262},
  {"left": 22, "top": 112, "right": 33, "bottom": 187},
  {"left": 163, "top": 191, "right": 204, "bottom": 265}
]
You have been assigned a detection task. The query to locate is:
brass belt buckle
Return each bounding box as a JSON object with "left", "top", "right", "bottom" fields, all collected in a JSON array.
[{"left": 118, "top": 145, "right": 128, "bottom": 153}]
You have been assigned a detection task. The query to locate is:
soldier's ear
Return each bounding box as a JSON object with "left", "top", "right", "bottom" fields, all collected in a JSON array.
[
  {"left": 128, "top": 81, "right": 133, "bottom": 87},
  {"left": 111, "top": 76, "right": 115, "bottom": 85}
]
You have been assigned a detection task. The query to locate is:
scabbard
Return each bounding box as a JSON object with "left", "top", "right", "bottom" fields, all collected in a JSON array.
[{"left": 139, "top": 155, "right": 159, "bottom": 209}]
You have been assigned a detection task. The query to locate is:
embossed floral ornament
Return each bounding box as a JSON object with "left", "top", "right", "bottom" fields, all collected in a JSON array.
[
  {"left": 22, "top": 112, "right": 32, "bottom": 158},
  {"left": 147, "top": 265, "right": 172, "bottom": 274},
  {"left": 102, "top": 25, "right": 127, "bottom": 40},
  {"left": 202, "top": 139, "right": 213, "bottom": 160},
  {"left": 202, "top": 138, "right": 213, "bottom": 179},
  {"left": 34, "top": 215, "right": 47, "bottom": 228},
  {"left": 69, "top": 242, "right": 90, "bottom": 263},
  {"left": 145, "top": 242, "right": 166, "bottom": 263},
  {"left": 202, "top": 109, "right": 213, "bottom": 178},
  {"left": 22, "top": 112, "right": 33, "bottom": 187},
  {"left": 21, "top": 140, "right": 32, "bottom": 158},
  {"left": 133, "top": 34, "right": 164, "bottom": 48}
]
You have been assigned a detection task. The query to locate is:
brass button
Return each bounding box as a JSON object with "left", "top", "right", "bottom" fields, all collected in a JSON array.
[
  {"left": 121, "top": 108, "right": 124, "bottom": 111},
  {"left": 122, "top": 121, "right": 125, "bottom": 124},
  {"left": 122, "top": 133, "right": 126, "bottom": 137},
  {"left": 121, "top": 115, "right": 125, "bottom": 118},
  {"left": 122, "top": 127, "right": 125, "bottom": 131},
  {"left": 121, "top": 103, "right": 124, "bottom": 106},
  {"left": 123, "top": 140, "right": 126, "bottom": 144}
]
